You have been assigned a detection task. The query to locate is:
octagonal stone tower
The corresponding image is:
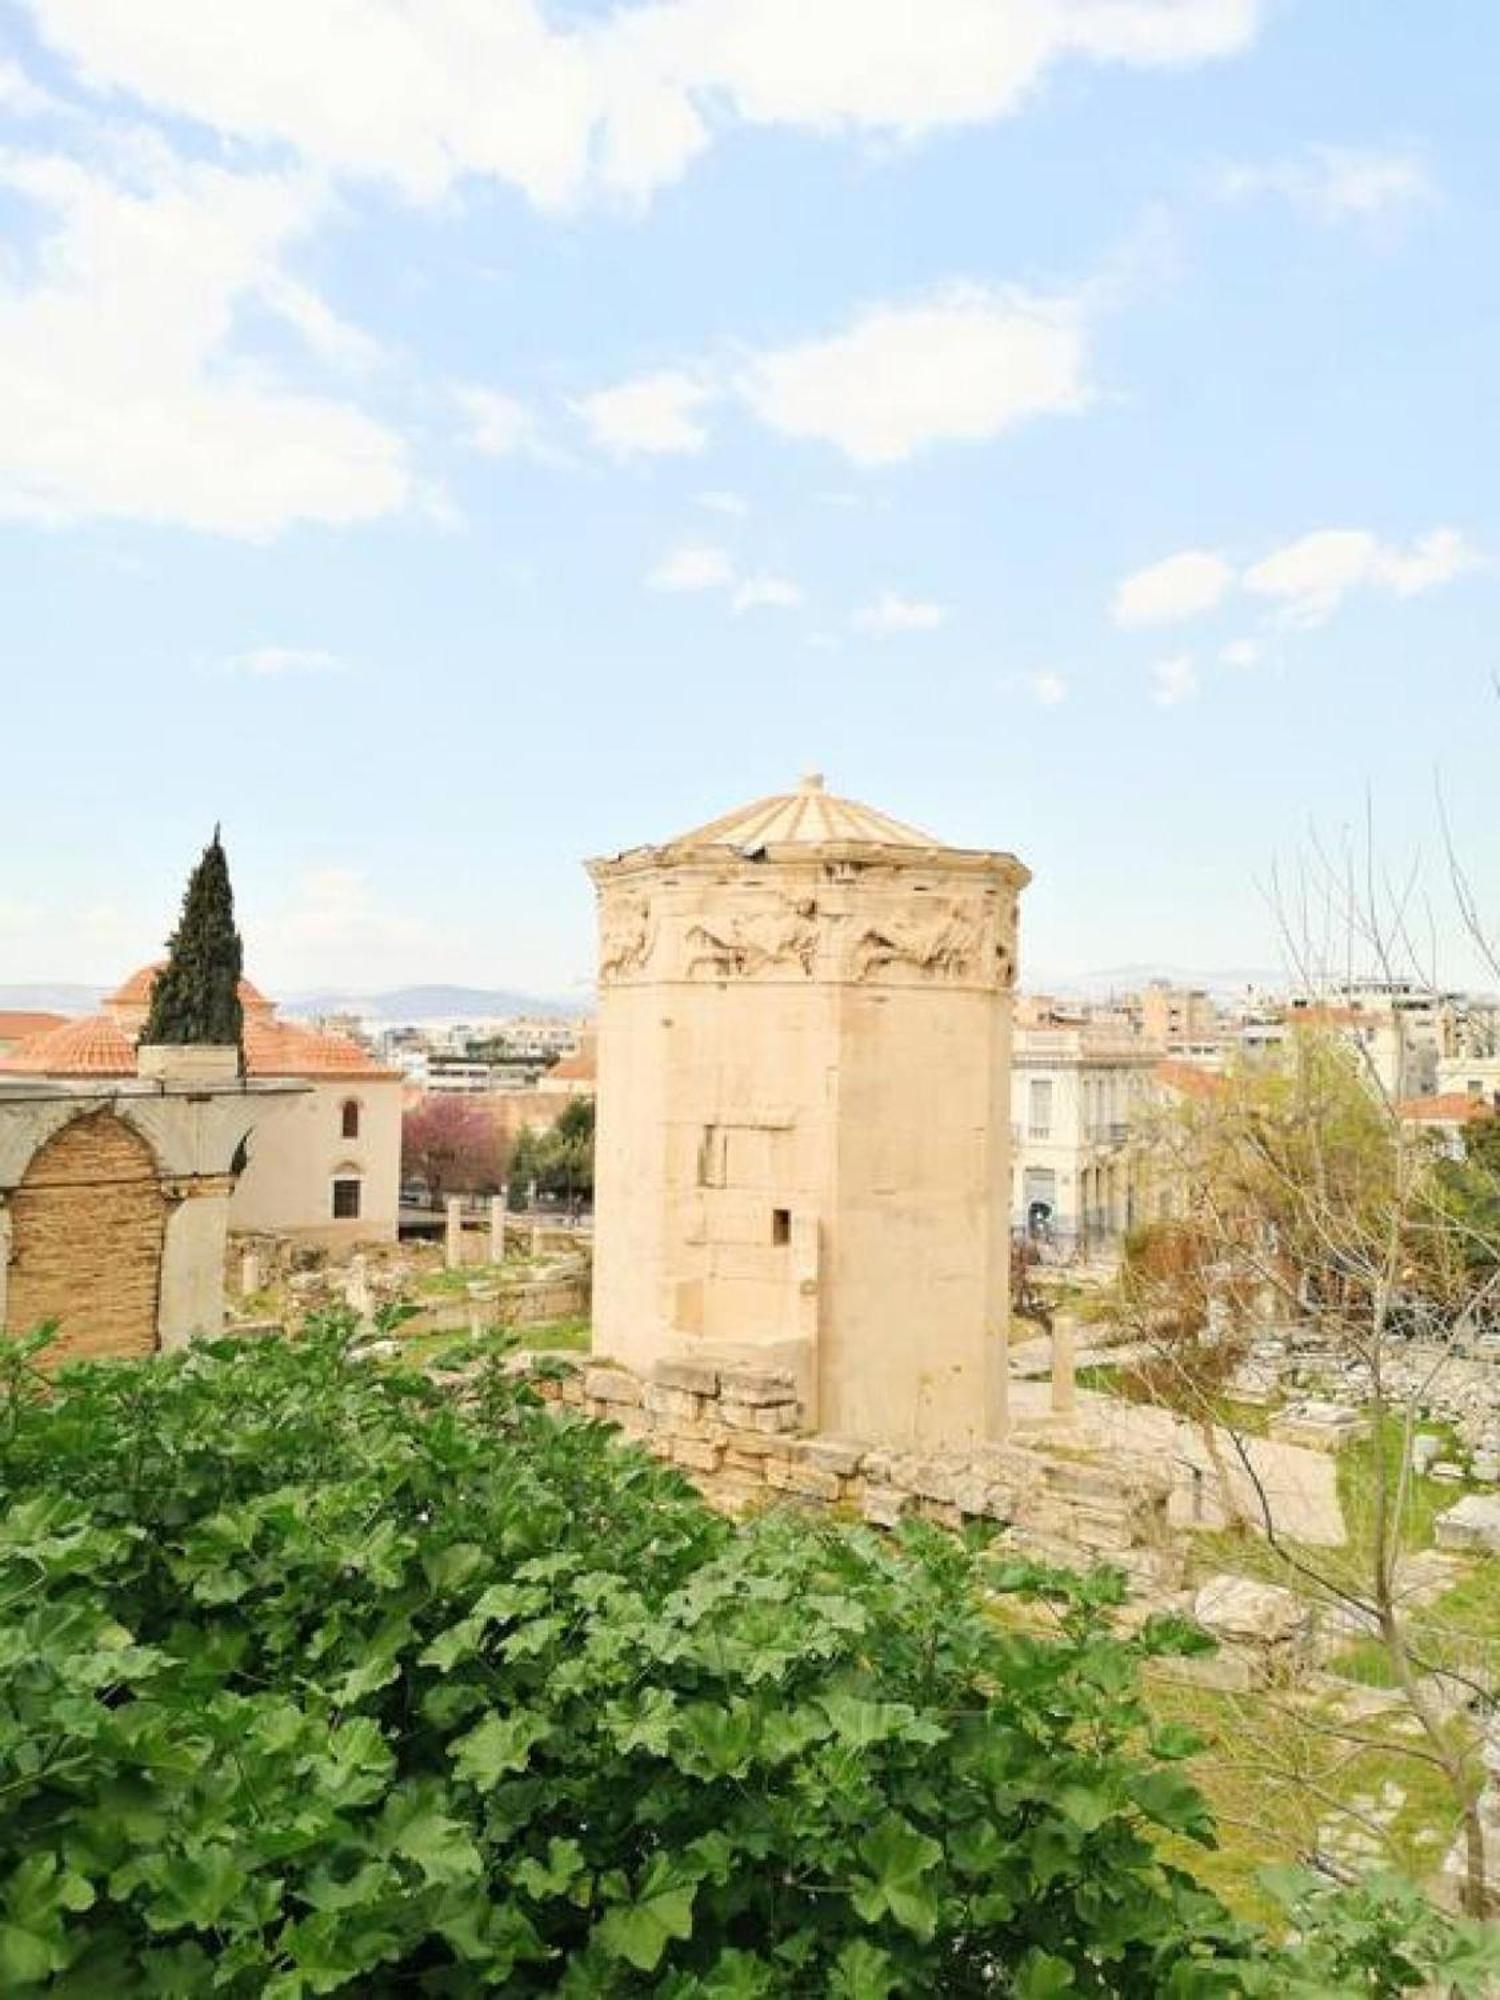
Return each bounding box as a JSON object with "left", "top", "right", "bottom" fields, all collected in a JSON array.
[{"left": 586, "top": 775, "right": 1030, "bottom": 1448}]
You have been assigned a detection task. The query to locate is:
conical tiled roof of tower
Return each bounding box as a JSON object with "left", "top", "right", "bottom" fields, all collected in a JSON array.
[{"left": 669, "top": 773, "right": 939, "bottom": 851}]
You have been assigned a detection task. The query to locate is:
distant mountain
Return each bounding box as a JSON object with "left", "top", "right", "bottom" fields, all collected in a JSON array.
[
  {"left": 0, "top": 983, "right": 106, "bottom": 1015},
  {"left": 280, "top": 985, "right": 588, "bottom": 1024}
]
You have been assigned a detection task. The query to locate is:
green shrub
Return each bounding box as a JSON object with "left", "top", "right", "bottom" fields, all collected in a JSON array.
[{"left": 0, "top": 1317, "right": 1493, "bottom": 1995}]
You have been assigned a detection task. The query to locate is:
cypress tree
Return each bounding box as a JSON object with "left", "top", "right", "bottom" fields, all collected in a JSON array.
[{"left": 140, "top": 827, "right": 245, "bottom": 1056}]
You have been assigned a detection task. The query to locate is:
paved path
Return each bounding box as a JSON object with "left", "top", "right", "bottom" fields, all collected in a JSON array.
[{"left": 1009, "top": 1373, "right": 1346, "bottom": 1547}]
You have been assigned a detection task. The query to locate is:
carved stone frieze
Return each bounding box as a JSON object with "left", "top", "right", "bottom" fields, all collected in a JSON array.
[
  {"left": 849, "top": 895, "right": 986, "bottom": 983},
  {"left": 599, "top": 891, "right": 657, "bottom": 984},
  {"left": 682, "top": 895, "right": 821, "bottom": 980}
]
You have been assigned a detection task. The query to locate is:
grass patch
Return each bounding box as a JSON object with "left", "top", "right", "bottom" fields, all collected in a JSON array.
[
  {"left": 1076, "top": 1362, "right": 1121, "bottom": 1394},
  {"left": 1144, "top": 1674, "right": 1463, "bottom": 1923},
  {"left": 1337, "top": 1413, "right": 1472, "bottom": 1556},
  {"left": 414, "top": 1259, "right": 546, "bottom": 1297},
  {"left": 520, "top": 1315, "right": 590, "bottom": 1352},
  {"left": 398, "top": 1316, "right": 591, "bottom": 1365}
]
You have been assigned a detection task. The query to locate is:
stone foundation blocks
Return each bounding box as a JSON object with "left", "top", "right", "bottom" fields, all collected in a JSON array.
[
  {"left": 765, "top": 1460, "right": 844, "bottom": 1503},
  {"left": 644, "top": 1384, "right": 706, "bottom": 1424},
  {"left": 672, "top": 1436, "right": 725, "bottom": 1475},
  {"left": 585, "top": 1367, "right": 643, "bottom": 1407},
  {"left": 718, "top": 1366, "right": 798, "bottom": 1407},
  {"left": 721, "top": 1399, "right": 800, "bottom": 1435},
  {"left": 803, "top": 1437, "right": 866, "bottom": 1478},
  {"left": 861, "top": 1487, "right": 915, "bottom": 1528},
  {"left": 654, "top": 1359, "right": 721, "bottom": 1397}
]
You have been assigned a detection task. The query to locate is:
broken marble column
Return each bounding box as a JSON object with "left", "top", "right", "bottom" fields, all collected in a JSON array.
[
  {"left": 445, "top": 1196, "right": 464, "bottom": 1272},
  {"left": 1051, "top": 1314, "right": 1077, "bottom": 1422},
  {"left": 239, "top": 1246, "right": 261, "bottom": 1297},
  {"left": 489, "top": 1194, "right": 506, "bottom": 1265},
  {"left": 344, "top": 1254, "right": 372, "bottom": 1321},
  {"left": 467, "top": 1282, "right": 499, "bottom": 1337}
]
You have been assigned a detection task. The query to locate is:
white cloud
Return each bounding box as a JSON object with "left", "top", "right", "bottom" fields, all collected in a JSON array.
[
  {"left": 853, "top": 591, "right": 948, "bottom": 635},
  {"left": 257, "top": 866, "right": 436, "bottom": 988},
  {"left": 732, "top": 575, "right": 803, "bottom": 613},
  {"left": 697, "top": 488, "right": 749, "bottom": 517},
  {"left": 0, "top": 59, "right": 65, "bottom": 117},
  {"left": 1220, "top": 638, "right": 1259, "bottom": 667},
  {"left": 740, "top": 285, "right": 1089, "bottom": 465},
  {"left": 222, "top": 646, "right": 348, "bottom": 677},
  {"left": 451, "top": 383, "right": 538, "bottom": 458},
  {"left": 1243, "top": 526, "right": 1480, "bottom": 628},
  {"left": 21, "top": 0, "right": 1265, "bottom": 210},
  {"left": 1113, "top": 548, "right": 1233, "bottom": 627},
  {"left": 1150, "top": 655, "right": 1198, "bottom": 706},
  {"left": 1114, "top": 527, "right": 1480, "bottom": 635},
  {"left": 646, "top": 543, "right": 735, "bottom": 592},
  {"left": 1219, "top": 145, "right": 1435, "bottom": 227},
  {"left": 1031, "top": 671, "right": 1068, "bottom": 705},
  {"left": 0, "top": 147, "right": 410, "bottom": 536},
  {"left": 571, "top": 369, "right": 714, "bottom": 456}
]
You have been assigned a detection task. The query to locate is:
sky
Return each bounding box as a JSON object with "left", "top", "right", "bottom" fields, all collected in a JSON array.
[{"left": 1, "top": 0, "right": 1499, "bottom": 1002}]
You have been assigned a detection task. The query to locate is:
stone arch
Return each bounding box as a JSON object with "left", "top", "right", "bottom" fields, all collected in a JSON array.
[{"left": 5, "top": 1110, "right": 167, "bottom": 1364}]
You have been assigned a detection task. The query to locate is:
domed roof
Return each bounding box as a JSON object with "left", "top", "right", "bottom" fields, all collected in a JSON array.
[
  {"left": 667, "top": 773, "right": 938, "bottom": 852},
  {"left": 0, "top": 970, "right": 398, "bottom": 1082},
  {"left": 106, "top": 963, "right": 272, "bottom": 1020},
  {"left": 0, "top": 1014, "right": 136, "bottom": 1076}
]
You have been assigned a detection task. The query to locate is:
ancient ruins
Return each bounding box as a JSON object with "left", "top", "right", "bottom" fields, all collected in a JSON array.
[{"left": 587, "top": 773, "right": 1029, "bottom": 1446}]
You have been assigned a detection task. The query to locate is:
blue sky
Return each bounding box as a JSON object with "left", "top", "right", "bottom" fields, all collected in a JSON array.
[{"left": 2, "top": 1, "right": 1498, "bottom": 999}]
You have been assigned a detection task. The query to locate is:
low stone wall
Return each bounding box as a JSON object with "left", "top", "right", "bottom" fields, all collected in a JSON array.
[{"left": 533, "top": 1354, "right": 1178, "bottom": 1583}]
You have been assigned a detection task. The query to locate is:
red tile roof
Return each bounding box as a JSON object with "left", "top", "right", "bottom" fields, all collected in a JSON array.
[
  {"left": 547, "top": 1048, "right": 596, "bottom": 1082},
  {"left": 0, "top": 966, "right": 397, "bottom": 1082},
  {"left": 1155, "top": 1059, "right": 1224, "bottom": 1101},
  {"left": 0, "top": 1015, "right": 135, "bottom": 1076},
  {"left": 1398, "top": 1093, "right": 1491, "bottom": 1125},
  {"left": 0, "top": 1010, "right": 68, "bottom": 1043},
  {"left": 107, "top": 963, "right": 273, "bottom": 1017}
]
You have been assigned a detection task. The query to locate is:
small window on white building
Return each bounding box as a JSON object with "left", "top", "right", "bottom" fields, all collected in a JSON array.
[
  {"left": 1028, "top": 1078, "right": 1053, "bottom": 1140},
  {"left": 341, "top": 1099, "right": 361, "bottom": 1139},
  {"left": 332, "top": 1177, "right": 362, "bottom": 1221}
]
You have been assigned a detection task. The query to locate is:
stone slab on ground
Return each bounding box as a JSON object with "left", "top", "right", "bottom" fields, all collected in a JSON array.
[
  {"left": 1194, "top": 1573, "right": 1314, "bottom": 1650},
  {"left": 1269, "top": 1400, "right": 1369, "bottom": 1452},
  {"left": 1435, "top": 1492, "right": 1500, "bottom": 1555}
]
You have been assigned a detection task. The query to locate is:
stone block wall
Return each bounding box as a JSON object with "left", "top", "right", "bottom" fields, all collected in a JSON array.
[
  {"left": 532, "top": 1354, "right": 1177, "bottom": 1582},
  {"left": 3, "top": 1111, "right": 166, "bottom": 1362}
]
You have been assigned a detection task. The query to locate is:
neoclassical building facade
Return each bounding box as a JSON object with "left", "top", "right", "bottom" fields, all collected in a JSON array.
[
  {"left": 588, "top": 775, "right": 1029, "bottom": 1448},
  {"left": 0, "top": 966, "right": 402, "bottom": 1249}
]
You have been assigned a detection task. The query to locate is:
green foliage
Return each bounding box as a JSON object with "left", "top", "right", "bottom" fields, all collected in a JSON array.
[
  {"left": 511, "top": 1097, "right": 595, "bottom": 1208},
  {"left": 0, "top": 1321, "right": 1495, "bottom": 1995},
  {"left": 139, "top": 827, "right": 245, "bottom": 1052},
  {"left": 1434, "top": 1110, "right": 1500, "bottom": 1280}
]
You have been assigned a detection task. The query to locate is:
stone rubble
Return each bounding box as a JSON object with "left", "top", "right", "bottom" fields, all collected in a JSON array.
[{"left": 1181, "top": 1573, "right": 1317, "bottom": 1690}]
